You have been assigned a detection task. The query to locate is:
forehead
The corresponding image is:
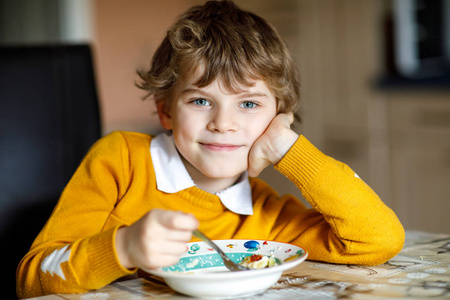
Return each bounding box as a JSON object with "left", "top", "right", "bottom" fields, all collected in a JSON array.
[{"left": 177, "top": 63, "right": 273, "bottom": 97}]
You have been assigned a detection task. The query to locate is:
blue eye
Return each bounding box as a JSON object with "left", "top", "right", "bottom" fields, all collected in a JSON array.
[
  {"left": 193, "top": 98, "right": 210, "bottom": 106},
  {"left": 240, "top": 101, "right": 257, "bottom": 109}
]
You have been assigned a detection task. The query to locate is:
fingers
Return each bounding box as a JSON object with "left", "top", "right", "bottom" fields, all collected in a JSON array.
[
  {"left": 285, "top": 112, "right": 295, "bottom": 125},
  {"left": 156, "top": 240, "right": 188, "bottom": 255},
  {"left": 274, "top": 112, "right": 294, "bottom": 128},
  {"left": 140, "top": 211, "right": 197, "bottom": 269},
  {"left": 140, "top": 210, "right": 198, "bottom": 246},
  {"left": 136, "top": 240, "right": 189, "bottom": 270},
  {"left": 157, "top": 210, "right": 199, "bottom": 232},
  {"left": 144, "top": 253, "right": 185, "bottom": 270}
]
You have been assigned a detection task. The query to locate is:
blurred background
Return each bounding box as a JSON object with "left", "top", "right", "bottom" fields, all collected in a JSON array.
[{"left": 1, "top": 0, "right": 449, "bottom": 235}]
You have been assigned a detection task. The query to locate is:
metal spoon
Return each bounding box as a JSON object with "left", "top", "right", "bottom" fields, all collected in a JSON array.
[{"left": 192, "top": 229, "right": 251, "bottom": 272}]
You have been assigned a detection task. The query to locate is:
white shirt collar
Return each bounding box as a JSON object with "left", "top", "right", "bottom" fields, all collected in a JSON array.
[{"left": 150, "top": 133, "right": 253, "bottom": 215}]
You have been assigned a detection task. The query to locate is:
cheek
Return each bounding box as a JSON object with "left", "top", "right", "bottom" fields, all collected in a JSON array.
[
  {"left": 247, "top": 115, "right": 275, "bottom": 140},
  {"left": 171, "top": 112, "right": 202, "bottom": 145},
  {"left": 172, "top": 109, "right": 200, "bottom": 131}
]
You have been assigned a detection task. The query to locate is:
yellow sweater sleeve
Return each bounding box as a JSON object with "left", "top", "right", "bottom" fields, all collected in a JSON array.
[{"left": 270, "top": 135, "right": 405, "bottom": 265}]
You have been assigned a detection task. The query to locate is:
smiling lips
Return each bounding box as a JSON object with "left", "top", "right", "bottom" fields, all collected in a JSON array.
[{"left": 199, "top": 142, "right": 242, "bottom": 152}]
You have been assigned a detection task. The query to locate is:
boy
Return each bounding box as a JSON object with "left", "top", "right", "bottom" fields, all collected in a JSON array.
[{"left": 16, "top": 1, "right": 404, "bottom": 298}]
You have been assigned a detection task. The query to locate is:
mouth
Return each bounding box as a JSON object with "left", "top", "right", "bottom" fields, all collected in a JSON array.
[{"left": 199, "top": 142, "right": 242, "bottom": 152}]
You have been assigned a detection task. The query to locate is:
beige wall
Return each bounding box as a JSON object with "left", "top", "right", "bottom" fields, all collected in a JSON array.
[{"left": 93, "top": 0, "right": 202, "bottom": 135}]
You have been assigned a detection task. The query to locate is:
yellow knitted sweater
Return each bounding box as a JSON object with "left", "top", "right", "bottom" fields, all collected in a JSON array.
[{"left": 16, "top": 131, "right": 404, "bottom": 298}]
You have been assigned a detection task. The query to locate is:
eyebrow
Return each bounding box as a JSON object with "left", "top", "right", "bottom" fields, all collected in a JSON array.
[
  {"left": 181, "top": 88, "right": 209, "bottom": 96},
  {"left": 181, "top": 88, "right": 269, "bottom": 99}
]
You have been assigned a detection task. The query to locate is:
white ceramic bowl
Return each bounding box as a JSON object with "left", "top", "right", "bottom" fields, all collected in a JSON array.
[{"left": 148, "top": 239, "right": 308, "bottom": 299}]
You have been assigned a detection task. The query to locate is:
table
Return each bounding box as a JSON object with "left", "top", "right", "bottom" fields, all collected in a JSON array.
[{"left": 27, "top": 231, "right": 450, "bottom": 299}]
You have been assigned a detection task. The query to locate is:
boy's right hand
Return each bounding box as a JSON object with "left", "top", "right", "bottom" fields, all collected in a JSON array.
[{"left": 115, "top": 209, "right": 199, "bottom": 270}]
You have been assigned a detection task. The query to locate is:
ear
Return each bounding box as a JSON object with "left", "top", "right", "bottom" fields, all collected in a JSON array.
[{"left": 156, "top": 100, "right": 172, "bottom": 130}]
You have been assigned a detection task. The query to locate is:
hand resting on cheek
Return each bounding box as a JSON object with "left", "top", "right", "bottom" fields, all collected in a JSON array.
[{"left": 248, "top": 113, "right": 299, "bottom": 177}]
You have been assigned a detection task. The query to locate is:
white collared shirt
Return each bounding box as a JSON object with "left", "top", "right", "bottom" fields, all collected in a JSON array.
[{"left": 150, "top": 133, "right": 253, "bottom": 215}]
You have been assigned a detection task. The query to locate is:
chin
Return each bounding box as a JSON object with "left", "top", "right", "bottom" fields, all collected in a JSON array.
[{"left": 201, "top": 167, "right": 246, "bottom": 179}]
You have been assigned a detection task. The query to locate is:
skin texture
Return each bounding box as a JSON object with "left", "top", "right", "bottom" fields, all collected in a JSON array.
[{"left": 115, "top": 68, "right": 298, "bottom": 271}]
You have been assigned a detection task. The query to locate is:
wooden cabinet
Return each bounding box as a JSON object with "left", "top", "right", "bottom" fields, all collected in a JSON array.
[{"left": 387, "top": 94, "right": 450, "bottom": 233}]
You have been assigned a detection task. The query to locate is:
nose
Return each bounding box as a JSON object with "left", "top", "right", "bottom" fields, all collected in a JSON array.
[{"left": 207, "top": 106, "right": 237, "bottom": 133}]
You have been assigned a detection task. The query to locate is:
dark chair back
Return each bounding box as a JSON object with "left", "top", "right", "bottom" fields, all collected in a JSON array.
[{"left": 0, "top": 45, "right": 101, "bottom": 299}]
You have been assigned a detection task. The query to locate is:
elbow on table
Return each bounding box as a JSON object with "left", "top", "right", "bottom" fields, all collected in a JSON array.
[{"left": 367, "top": 223, "right": 406, "bottom": 265}]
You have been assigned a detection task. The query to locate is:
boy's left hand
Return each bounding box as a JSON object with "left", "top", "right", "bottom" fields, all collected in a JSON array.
[{"left": 248, "top": 113, "right": 298, "bottom": 177}]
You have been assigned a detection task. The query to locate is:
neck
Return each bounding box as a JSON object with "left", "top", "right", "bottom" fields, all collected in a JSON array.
[
  {"left": 193, "top": 175, "right": 241, "bottom": 194},
  {"left": 181, "top": 157, "right": 242, "bottom": 194}
]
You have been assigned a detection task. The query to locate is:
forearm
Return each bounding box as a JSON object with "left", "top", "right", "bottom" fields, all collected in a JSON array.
[
  {"left": 17, "top": 227, "right": 132, "bottom": 298},
  {"left": 16, "top": 181, "right": 132, "bottom": 298}
]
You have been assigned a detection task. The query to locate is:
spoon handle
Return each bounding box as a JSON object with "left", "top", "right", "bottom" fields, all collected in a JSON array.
[
  {"left": 192, "top": 229, "right": 250, "bottom": 271},
  {"left": 192, "top": 230, "right": 220, "bottom": 252}
]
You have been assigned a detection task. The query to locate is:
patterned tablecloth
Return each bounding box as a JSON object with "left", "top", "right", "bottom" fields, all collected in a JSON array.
[{"left": 29, "top": 231, "right": 450, "bottom": 299}]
